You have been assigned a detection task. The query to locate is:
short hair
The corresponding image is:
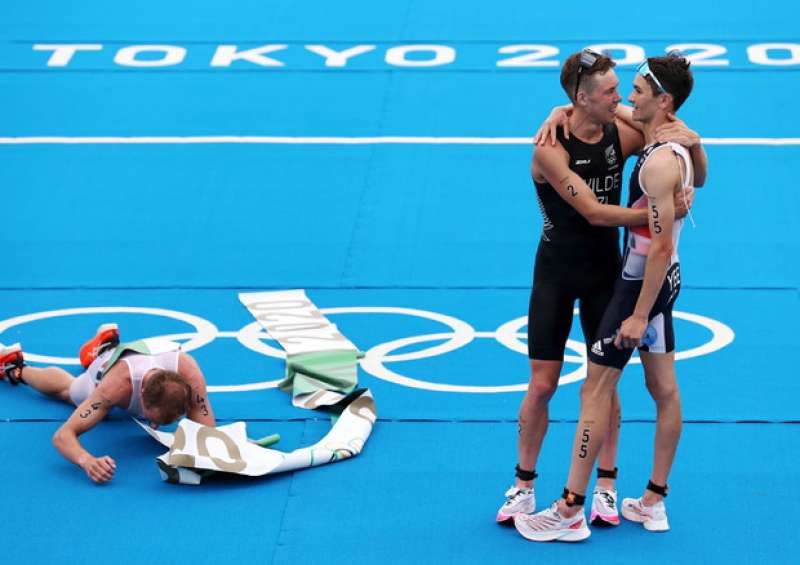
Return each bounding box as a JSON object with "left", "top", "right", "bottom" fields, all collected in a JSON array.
[
  {"left": 645, "top": 54, "right": 694, "bottom": 111},
  {"left": 142, "top": 369, "right": 192, "bottom": 424},
  {"left": 560, "top": 51, "right": 616, "bottom": 102}
]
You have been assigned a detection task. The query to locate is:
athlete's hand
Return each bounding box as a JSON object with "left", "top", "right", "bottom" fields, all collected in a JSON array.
[
  {"left": 674, "top": 184, "right": 695, "bottom": 218},
  {"left": 533, "top": 105, "right": 573, "bottom": 146},
  {"left": 655, "top": 113, "right": 700, "bottom": 148},
  {"left": 614, "top": 316, "right": 647, "bottom": 349},
  {"left": 80, "top": 454, "right": 117, "bottom": 484}
]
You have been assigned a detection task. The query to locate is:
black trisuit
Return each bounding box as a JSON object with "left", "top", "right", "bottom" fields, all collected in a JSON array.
[{"left": 528, "top": 124, "right": 624, "bottom": 360}]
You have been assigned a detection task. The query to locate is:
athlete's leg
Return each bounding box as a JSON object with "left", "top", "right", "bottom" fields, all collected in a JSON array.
[
  {"left": 15, "top": 366, "right": 74, "bottom": 402},
  {"left": 498, "top": 283, "right": 574, "bottom": 522},
  {"left": 561, "top": 284, "right": 637, "bottom": 515},
  {"left": 639, "top": 350, "right": 681, "bottom": 504},
  {"left": 619, "top": 273, "right": 681, "bottom": 532},
  {"left": 596, "top": 392, "right": 621, "bottom": 488},
  {"left": 563, "top": 361, "right": 623, "bottom": 507},
  {"left": 619, "top": 351, "right": 677, "bottom": 532},
  {"left": 514, "top": 361, "right": 622, "bottom": 541},
  {"left": 517, "top": 280, "right": 576, "bottom": 487},
  {"left": 2, "top": 345, "right": 75, "bottom": 402},
  {"left": 578, "top": 289, "right": 621, "bottom": 491},
  {"left": 516, "top": 358, "right": 561, "bottom": 488}
]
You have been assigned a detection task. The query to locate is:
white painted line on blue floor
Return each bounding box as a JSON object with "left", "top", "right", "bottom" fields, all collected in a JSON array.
[{"left": 1, "top": 136, "right": 799, "bottom": 145}]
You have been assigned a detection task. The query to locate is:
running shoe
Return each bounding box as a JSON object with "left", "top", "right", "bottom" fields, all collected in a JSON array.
[
  {"left": 496, "top": 486, "right": 535, "bottom": 523},
  {"left": 621, "top": 497, "right": 670, "bottom": 532},
  {"left": 590, "top": 487, "right": 620, "bottom": 526},
  {"left": 514, "top": 502, "right": 591, "bottom": 542},
  {"left": 0, "top": 343, "right": 24, "bottom": 385},
  {"left": 79, "top": 323, "right": 120, "bottom": 369}
]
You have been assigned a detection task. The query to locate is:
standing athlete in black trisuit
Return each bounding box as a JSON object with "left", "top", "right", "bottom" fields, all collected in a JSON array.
[
  {"left": 497, "top": 49, "right": 707, "bottom": 527},
  {"left": 514, "top": 52, "right": 702, "bottom": 542}
]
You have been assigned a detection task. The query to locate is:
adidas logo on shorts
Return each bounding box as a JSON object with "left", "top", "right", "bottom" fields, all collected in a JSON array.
[{"left": 591, "top": 340, "right": 604, "bottom": 356}]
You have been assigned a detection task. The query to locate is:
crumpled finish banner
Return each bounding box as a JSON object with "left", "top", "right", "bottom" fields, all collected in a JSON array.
[
  {"left": 142, "top": 289, "right": 377, "bottom": 485},
  {"left": 138, "top": 388, "right": 376, "bottom": 485}
]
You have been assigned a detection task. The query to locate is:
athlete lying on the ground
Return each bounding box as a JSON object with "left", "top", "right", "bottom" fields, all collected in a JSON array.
[{"left": 1, "top": 324, "right": 215, "bottom": 484}]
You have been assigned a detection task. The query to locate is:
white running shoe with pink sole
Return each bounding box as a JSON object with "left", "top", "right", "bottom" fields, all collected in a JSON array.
[
  {"left": 496, "top": 486, "right": 535, "bottom": 523},
  {"left": 621, "top": 497, "right": 670, "bottom": 532},
  {"left": 590, "top": 487, "right": 620, "bottom": 526},
  {"left": 514, "top": 502, "right": 591, "bottom": 542}
]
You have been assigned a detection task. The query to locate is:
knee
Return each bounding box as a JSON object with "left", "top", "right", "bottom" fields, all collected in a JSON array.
[
  {"left": 528, "top": 379, "right": 558, "bottom": 403},
  {"left": 645, "top": 378, "right": 680, "bottom": 403},
  {"left": 579, "top": 375, "right": 617, "bottom": 405},
  {"left": 579, "top": 381, "right": 602, "bottom": 405},
  {"left": 527, "top": 361, "right": 560, "bottom": 403}
]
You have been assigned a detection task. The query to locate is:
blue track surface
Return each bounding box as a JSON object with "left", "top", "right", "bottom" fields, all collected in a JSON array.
[{"left": 1, "top": 1, "right": 798, "bottom": 563}]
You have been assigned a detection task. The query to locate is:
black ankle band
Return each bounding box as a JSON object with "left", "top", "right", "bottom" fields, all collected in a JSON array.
[
  {"left": 597, "top": 467, "right": 618, "bottom": 479},
  {"left": 7, "top": 364, "right": 25, "bottom": 386},
  {"left": 562, "top": 487, "right": 586, "bottom": 507},
  {"left": 646, "top": 480, "right": 668, "bottom": 497},
  {"left": 515, "top": 464, "right": 538, "bottom": 481}
]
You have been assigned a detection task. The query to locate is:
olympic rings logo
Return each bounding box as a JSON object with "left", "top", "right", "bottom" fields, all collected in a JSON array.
[{"left": 0, "top": 304, "right": 735, "bottom": 394}]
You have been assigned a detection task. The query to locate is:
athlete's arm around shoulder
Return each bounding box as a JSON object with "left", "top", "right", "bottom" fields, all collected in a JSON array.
[
  {"left": 614, "top": 117, "right": 645, "bottom": 159},
  {"left": 532, "top": 141, "right": 648, "bottom": 227},
  {"left": 178, "top": 352, "right": 216, "bottom": 426},
  {"left": 617, "top": 105, "right": 708, "bottom": 186},
  {"left": 653, "top": 113, "right": 707, "bottom": 187},
  {"left": 52, "top": 363, "right": 131, "bottom": 483}
]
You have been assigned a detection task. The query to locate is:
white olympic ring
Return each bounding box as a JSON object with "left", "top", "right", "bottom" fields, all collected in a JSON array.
[
  {"left": 0, "top": 304, "right": 735, "bottom": 394},
  {"left": 0, "top": 307, "right": 218, "bottom": 365}
]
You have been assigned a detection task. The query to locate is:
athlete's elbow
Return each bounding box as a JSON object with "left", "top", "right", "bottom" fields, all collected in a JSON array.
[
  {"left": 52, "top": 426, "right": 68, "bottom": 450},
  {"left": 651, "top": 241, "right": 674, "bottom": 261},
  {"left": 584, "top": 209, "right": 612, "bottom": 227}
]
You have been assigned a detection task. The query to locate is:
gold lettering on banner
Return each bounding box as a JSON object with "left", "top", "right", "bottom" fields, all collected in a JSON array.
[
  {"left": 167, "top": 426, "right": 197, "bottom": 468},
  {"left": 347, "top": 394, "right": 377, "bottom": 424},
  {"left": 169, "top": 454, "right": 198, "bottom": 468},
  {"left": 196, "top": 427, "right": 247, "bottom": 472},
  {"left": 171, "top": 425, "right": 187, "bottom": 450}
]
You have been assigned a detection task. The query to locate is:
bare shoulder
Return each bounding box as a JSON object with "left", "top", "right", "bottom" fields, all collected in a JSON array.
[
  {"left": 94, "top": 361, "right": 132, "bottom": 405},
  {"left": 177, "top": 352, "right": 205, "bottom": 384},
  {"left": 532, "top": 139, "right": 570, "bottom": 181},
  {"left": 178, "top": 351, "right": 197, "bottom": 369},
  {"left": 645, "top": 145, "right": 682, "bottom": 171},
  {"left": 642, "top": 147, "right": 681, "bottom": 194},
  {"left": 533, "top": 138, "right": 569, "bottom": 161}
]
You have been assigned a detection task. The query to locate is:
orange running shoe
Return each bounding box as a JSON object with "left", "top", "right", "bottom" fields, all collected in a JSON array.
[
  {"left": 79, "top": 323, "right": 120, "bottom": 369},
  {"left": 0, "top": 343, "right": 25, "bottom": 385}
]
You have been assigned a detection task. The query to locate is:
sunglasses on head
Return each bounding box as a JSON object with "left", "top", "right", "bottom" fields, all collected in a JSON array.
[
  {"left": 574, "top": 48, "right": 603, "bottom": 100},
  {"left": 636, "top": 50, "right": 687, "bottom": 95},
  {"left": 636, "top": 60, "right": 667, "bottom": 94}
]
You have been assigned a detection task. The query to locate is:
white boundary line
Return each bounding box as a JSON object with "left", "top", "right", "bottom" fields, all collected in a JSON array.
[{"left": 0, "top": 136, "right": 799, "bottom": 145}]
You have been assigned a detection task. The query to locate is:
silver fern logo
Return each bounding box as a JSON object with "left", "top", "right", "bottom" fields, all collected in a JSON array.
[{"left": 605, "top": 145, "right": 618, "bottom": 166}]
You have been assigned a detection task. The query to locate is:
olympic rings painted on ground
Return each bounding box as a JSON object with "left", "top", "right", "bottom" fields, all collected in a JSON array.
[
  {"left": 0, "top": 303, "right": 735, "bottom": 394},
  {"left": 671, "top": 311, "right": 736, "bottom": 361},
  {"left": 0, "top": 307, "right": 218, "bottom": 365}
]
